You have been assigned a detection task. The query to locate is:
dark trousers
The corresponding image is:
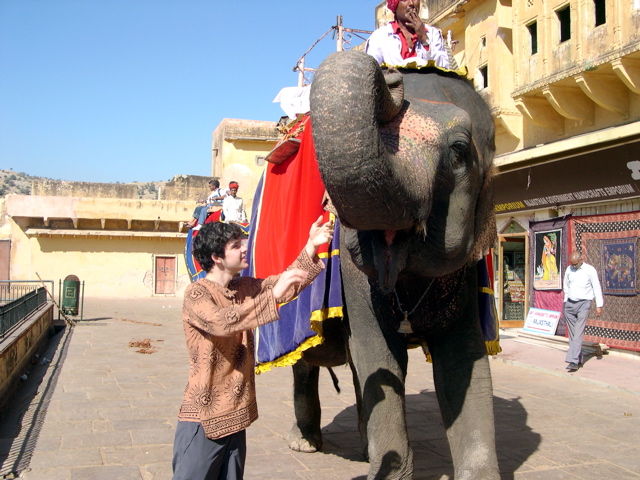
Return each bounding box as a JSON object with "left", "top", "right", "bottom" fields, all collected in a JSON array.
[
  {"left": 563, "top": 299, "right": 591, "bottom": 364},
  {"left": 172, "top": 421, "right": 246, "bottom": 480}
]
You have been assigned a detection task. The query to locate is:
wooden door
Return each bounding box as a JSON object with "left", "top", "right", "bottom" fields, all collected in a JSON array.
[{"left": 155, "top": 256, "right": 175, "bottom": 295}]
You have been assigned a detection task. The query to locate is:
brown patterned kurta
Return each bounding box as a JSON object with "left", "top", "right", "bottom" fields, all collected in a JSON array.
[{"left": 178, "top": 249, "right": 323, "bottom": 440}]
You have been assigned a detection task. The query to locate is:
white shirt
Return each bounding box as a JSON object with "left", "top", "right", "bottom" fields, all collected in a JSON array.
[
  {"left": 563, "top": 262, "right": 604, "bottom": 307},
  {"left": 365, "top": 23, "right": 450, "bottom": 69},
  {"left": 207, "top": 188, "right": 225, "bottom": 206},
  {"left": 223, "top": 195, "right": 247, "bottom": 223}
]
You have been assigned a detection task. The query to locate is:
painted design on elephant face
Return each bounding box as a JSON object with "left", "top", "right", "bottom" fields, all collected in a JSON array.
[{"left": 381, "top": 106, "right": 440, "bottom": 154}]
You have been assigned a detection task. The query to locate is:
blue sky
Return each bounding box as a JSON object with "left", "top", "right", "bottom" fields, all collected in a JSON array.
[{"left": 0, "top": 1, "right": 377, "bottom": 183}]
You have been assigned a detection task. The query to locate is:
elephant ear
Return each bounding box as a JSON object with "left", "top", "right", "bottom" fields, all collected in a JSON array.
[{"left": 470, "top": 154, "right": 497, "bottom": 264}]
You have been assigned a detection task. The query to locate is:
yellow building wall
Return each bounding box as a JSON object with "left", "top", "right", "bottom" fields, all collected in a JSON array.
[
  {"left": 7, "top": 221, "right": 190, "bottom": 298},
  {"left": 427, "top": 0, "right": 640, "bottom": 158},
  {"left": 217, "top": 139, "right": 271, "bottom": 219},
  {"left": 1, "top": 195, "right": 192, "bottom": 298},
  {"left": 512, "top": 0, "right": 640, "bottom": 148},
  {"left": 4, "top": 194, "right": 194, "bottom": 223},
  {"left": 212, "top": 119, "right": 279, "bottom": 220}
]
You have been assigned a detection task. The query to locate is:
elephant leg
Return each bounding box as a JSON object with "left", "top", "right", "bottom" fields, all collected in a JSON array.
[
  {"left": 288, "top": 359, "right": 322, "bottom": 452},
  {"left": 350, "top": 327, "right": 412, "bottom": 479},
  {"left": 428, "top": 278, "right": 499, "bottom": 479},
  {"left": 348, "top": 359, "right": 368, "bottom": 461},
  {"left": 343, "top": 260, "right": 413, "bottom": 479}
]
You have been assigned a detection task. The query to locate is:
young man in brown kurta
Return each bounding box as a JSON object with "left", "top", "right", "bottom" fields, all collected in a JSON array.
[{"left": 172, "top": 217, "right": 333, "bottom": 480}]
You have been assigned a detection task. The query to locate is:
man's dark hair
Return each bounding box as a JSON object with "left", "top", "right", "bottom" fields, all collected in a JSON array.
[
  {"left": 193, "top": 222, "right": 244, "bottom": 272},
  {"left": 208, "top": 179, "right": 220, "bottom": 188}
]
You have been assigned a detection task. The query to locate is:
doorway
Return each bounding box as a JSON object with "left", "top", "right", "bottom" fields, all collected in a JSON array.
[
  {"left": 498, "top": 232, "right": 529, "bottom": 328},
  {"left": 154, "top": 255, "right": 176, "bottom": 295}
]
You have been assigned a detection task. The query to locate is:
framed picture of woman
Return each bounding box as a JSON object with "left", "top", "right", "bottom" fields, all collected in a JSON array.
[{"left": 533, "top": 229, "right": 562, "bottom": 290}]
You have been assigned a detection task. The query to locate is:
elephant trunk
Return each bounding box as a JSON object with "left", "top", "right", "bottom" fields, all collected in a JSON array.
[{"left": 311, "top": 51, "right": 424, "bottom": 231}]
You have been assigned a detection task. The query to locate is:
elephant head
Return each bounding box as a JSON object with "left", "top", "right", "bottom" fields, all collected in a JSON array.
[{"left": 310, "top": 51, "right": 496, "bottom": 293}]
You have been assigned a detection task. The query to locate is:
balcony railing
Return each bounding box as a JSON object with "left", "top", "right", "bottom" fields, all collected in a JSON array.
[{"left": 0, "top": 281, "right": 52, "bottom": 337}]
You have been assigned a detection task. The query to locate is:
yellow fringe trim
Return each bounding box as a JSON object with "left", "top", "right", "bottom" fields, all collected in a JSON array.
[
  {"left": 256, "top": 232, "right": 342, "bottom": 374},
  {"left": 254, "top": 306, "right": 344, "bottom": 375},
  {"left": 419, "top": 340, "right": 501, "bottom": 364},
  {"left": 380, "top": 61, "right": 468, "bottom": 78},
  {"left": 485, "top": 340, "right": 502, "bottom": 356}
]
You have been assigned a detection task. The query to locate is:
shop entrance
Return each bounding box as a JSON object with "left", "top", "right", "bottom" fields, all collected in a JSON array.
[{"left": 498, "top": 221, "right": 529, "bottom": 328}]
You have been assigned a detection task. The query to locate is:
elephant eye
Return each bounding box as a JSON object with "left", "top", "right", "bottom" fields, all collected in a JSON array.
[{"left": 450, "top": 140, "right": 470, "bottom": 170}]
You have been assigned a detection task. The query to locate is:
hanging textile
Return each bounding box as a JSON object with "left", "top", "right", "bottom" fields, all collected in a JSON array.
[
  {"left": 243, "top": 115, "right": 344, "bottom": 373},
  {"left": 569, "top": 212, "right": 640, "bottom": 352}
]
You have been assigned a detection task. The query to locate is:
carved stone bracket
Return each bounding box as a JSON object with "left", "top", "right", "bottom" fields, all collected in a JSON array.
[
  {"left": 575, "top": 72, "right": 629, "bottom": 118},
  {"left": 612, "top": 58, "right": 640, "bottom": 94},
  {"left": 542, "top": 86, "right": 594, "bottom": 124},
  {"left": 495, "top": 112, "right": 523, "bottom": 141},
  {"left": 514, "top": 96, "right": 564, "bottom": 135}
]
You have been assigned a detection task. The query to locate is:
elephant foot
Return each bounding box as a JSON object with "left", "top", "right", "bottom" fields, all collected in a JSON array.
[{"left": 287, "top": 425, "right": 322, "bottom": 453}]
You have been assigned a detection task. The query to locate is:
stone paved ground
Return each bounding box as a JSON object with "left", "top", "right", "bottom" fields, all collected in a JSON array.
[{"left": 1, "top": 296, "right": 639, "bottom": 479}]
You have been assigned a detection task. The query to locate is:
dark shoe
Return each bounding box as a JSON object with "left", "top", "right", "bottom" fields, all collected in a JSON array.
[{"left": 566, "top": 362, "right": 579, "bottom": 372}]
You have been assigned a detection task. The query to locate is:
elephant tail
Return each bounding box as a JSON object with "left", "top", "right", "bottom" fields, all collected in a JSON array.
[{"left": 327, "top": 367, "right": 341, "bottom": 394}]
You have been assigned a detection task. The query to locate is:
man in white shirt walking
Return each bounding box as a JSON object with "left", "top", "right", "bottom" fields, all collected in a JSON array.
[{"left": 563, "top": 252, "right": 604, "bottom": 372}]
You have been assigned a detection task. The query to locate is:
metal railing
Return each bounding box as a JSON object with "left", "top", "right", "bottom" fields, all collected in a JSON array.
[
  {"left": 0, "top": 281, "right": 50, "bottom": 305},
  {"left": 0, "top": 287, "right": 49, "bottom": 338},
  {"left": 0, "top": 280, "right": 53, "bottom": 337}
]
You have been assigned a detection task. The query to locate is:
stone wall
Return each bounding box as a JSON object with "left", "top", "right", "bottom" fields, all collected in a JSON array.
[
  {"left": 0, "top": 303, "right": 53, "bottom": 413},
  {"left": 29, "top": 176, "right": 221, "bottom": 202},
  {"left": 32, "top": 179, "right": 138, "bottom": 199},
  {"left": 161, "top": 175, "right": 217, "bottom": 201}
]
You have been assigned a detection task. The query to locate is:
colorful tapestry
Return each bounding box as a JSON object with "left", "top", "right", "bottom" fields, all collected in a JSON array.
[
  {"left": 569, "top": 212, "right": 640, "bottom": 352},
  {"left": 533, "top": 229, "right": 562, "bottom": 290},
  {"left": 242, "top": 115, "right": 344, "bottom": 374},
  {"left": 477, "top": 253, "right": 501, "bottom": 356},
  {"left": 601, "top": 238, "right": 637, "bottom": 295}
]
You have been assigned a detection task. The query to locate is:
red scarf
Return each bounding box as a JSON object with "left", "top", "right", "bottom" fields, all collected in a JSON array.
[{"left": 390, "top": 20, "right": 429, "bottom": 59}]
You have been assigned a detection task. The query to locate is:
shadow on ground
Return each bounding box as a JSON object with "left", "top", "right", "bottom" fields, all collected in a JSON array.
[
  {"left": 312, "top": 390, "right": 541, "bottom": 480},
  {"left": 0, "top": 326, "right": 73, "bottom": 478}
]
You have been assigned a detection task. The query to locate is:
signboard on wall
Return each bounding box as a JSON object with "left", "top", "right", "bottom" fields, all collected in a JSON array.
[
  {"left": 494, "top": 139, "right": 640, "bottom": 213},
  {"left": 522, "top": 308, "right": 561, "bottom": 335}
]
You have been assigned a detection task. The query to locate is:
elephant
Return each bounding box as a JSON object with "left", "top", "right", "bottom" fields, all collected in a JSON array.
[{"left": 287, "top": 50, "right": 500, "bottom": 480}]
